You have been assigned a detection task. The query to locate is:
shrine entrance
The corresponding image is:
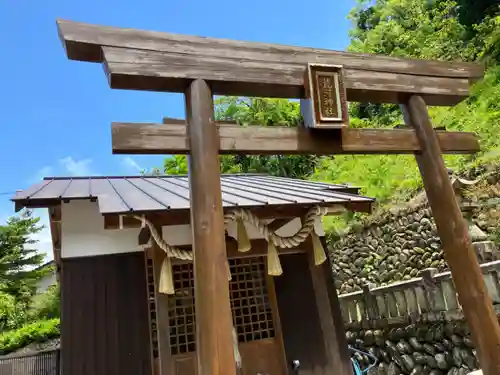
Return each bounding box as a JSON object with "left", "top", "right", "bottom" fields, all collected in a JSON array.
[
  {"left": 168, "top": 257, "right": 286, "bottom": 375},
  {"left": 53, "top": 18, "right": 500, "bottom": 375}
]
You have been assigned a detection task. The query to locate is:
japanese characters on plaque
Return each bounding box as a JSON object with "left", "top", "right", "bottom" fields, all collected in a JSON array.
[{"left": 300, "top": 64, "right": 349, "bottom": 129}]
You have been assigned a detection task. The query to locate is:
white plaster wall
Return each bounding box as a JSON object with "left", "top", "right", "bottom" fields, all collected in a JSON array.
[
  {"left": 61, "top": 200, "right": 325, "bottom": 258},
  {"left": 61, "top": 201, "right": 142, "bottom": 258},
  {"left": 36, "top": 272, "right": 57, "bottom": 294}
]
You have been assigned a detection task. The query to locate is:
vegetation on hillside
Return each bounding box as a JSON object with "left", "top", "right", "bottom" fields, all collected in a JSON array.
[{"left": 151, "top": 0, "right": 500, "bottom": 232}]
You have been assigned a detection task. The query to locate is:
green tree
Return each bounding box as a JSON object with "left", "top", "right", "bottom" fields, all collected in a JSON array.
[
  {"left": 159, "top": 97, "right": 319, "bottom": 179},
  {"left": 0, "top": 210, "right": 49, "bottom": 302},
  {"left": 348, "top": 0, "right": 471, "bottom": 60},
  {"left": 347, "top": 0, "right": 500, "bottom": 122},
  {"left": 456, "top": 0, "right": 500, "bottom": 29},
  {"left": 0, "top": 292, "right": 26, "bottom": 331},
  {"left": 28, "top": 284, "right": 60, "bottom": 321}
]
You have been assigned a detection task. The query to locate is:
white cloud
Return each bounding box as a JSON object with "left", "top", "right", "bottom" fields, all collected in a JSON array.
[
  {"left": 29, "top": 165, "right": 54, "bottom": 183},
  {"left": 32, "top": 157, "right": 94, "bottom": 184},
  {"left": 59, "top": 156, "right": 94, "bottom": 176},
  {"left": 21, "top": 156, "right": 98, "bottom": 262},
  {"left": 122, "top": 156, "right": 142, "bottom": 173}
]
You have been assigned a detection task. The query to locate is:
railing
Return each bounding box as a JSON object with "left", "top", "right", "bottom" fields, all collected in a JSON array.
[
  {"left": 0, "top": 348, "right": 60, "bottom": 375},
  {"left": 338, "top": 260, "right": 500, "bottom": 328}
]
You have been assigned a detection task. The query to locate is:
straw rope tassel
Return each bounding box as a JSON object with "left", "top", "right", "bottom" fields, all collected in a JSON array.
[
  {"left": 236, "top": 217, "right": 251, "bottom": 252},
  {"left": 232, "top": 326, "right": 242, "bottom": 369},
  {"left": 124, "top": 206, "right": 330, "bottom": 292},
  {"left": 311, "top": 230, "right": 327, "bottom": 266},
  {"left": 226, "top": 258, "right": 232, "bottom": 281},
  {"left": 158, "top": 255, "right": 175, "bottom": 295},
  {"left": 267, "top": 241, "right": 283, "bottom": 276}
]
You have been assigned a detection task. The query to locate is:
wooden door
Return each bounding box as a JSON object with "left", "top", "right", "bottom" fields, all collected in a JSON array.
[{"left": 167, "top": 257, "right": 287, "bottom": 375}]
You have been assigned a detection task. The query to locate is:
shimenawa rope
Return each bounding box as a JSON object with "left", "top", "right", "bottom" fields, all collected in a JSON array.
[{"left": 123, "top": 205, "right": 330, "bottom": 294}]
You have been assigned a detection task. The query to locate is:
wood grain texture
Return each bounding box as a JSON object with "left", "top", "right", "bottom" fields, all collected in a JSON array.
[
  {"left": 306, "top": 237, "right": 353, "bottom": 375},
  {"left": 56, "top": 19, "right": 483, "bottom": 105},
  {"left": 275, "top": 253, "right": 347, "bottom": 375},
  {"left": 103, "top": 202, "right": 372, "bottom": 230},
  {"left": 401, "top": 96, "right": 500, "bottom": 375},
  {"left": 57, "top": 19, "right": 482, "bottom": 78},
  {"left": 60, "top": 253, "right": 152, "bottom": 375},
  {"left": 185, "top": 79, "right": 236, "bottom": 375},
  {"left": 111, "top": 121, "right": 480, "bottom": 155},
  {"left": 102, "top": 46, "right": 470, "bottom": 104}
]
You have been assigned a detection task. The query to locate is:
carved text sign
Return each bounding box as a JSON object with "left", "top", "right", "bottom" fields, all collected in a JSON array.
[{"left": 301, "top": 64, "right": 349, "bottom": 129}]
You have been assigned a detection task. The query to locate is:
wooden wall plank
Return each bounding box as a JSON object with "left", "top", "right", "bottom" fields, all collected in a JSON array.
[
  {"left": 275, "top": 253, "right": 353, "bottom": 375},
  {"left": 60, "top": 252, "right": 152, "bottom": 375},
  {"left": 111, "top": 122, "right": 480, "bottom": 155},
  {"left": 307, "top": 248, "right": 353, "bottom": 375}
]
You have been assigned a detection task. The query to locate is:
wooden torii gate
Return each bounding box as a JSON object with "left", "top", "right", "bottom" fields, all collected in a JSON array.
[{"left": 56, "top": 19, "right": 500, "bottom": 375}]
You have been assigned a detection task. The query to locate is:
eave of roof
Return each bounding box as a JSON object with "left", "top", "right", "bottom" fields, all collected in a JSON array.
[{"left": 12, "top": 174, "right": 374, "bottom": 215}]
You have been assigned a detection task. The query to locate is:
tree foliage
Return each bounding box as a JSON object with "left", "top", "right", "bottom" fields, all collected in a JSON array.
[
  {"left": 348, "top": 0, "right": 500, "bottom": 122},
  {"left": 161, "top": 97, "right": 319, "bottom": 179},
  {"left": 0, "top": 292, "right": 26, "bottom": 331},
  {"left": 0, "top": 318, "right": 60, "bottom": 355},
  {"left": 0, "top": 210, "right": 58, "bottom": 339},
  {"left": 0, "top": 210, "right": 49, "bottom": 302},
  {"left": 28, "top": 284, "right": 60, "bottom": 321},
  {"left": 150, "top": 0, "right": 500, "bottom": 235},
  {"left": 456, "top": 0, "right": 500, "bottom": 29}
]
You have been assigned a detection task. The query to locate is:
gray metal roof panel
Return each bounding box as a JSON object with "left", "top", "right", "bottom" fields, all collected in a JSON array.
[
  {"left": 222, "top": 175, "right": 362, "bottom": 202},
  {"left": 61, "top": 178, "right": 92, "bottom": 199},
  {"left": 12, "top": 174, "right": 374, "bottom": 214},
  {"left": 127, "top": 178, "right": 188, "bottom": 210},
  {"left": 89, "top": 179, "right": 130, "bottom": 213},
  {"left": 15, "top": 180, "right": 54, "bottom": 200},
  {"left": 108, "top": 178, "right": 167, "bottom": 212}
]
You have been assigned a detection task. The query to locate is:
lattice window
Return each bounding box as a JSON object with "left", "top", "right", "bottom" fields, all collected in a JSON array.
[
  {"left": 167, "top": 257, "right": 275, "bottom": 355},
  {"left": 229, "top": 257, "right": 275, "bottom": 343},
  {"left": 145, "top": 255, "right": 159, "bottom": 358},
  {"left": 168, "top": 263, "right": 196, "bottom": 355}
]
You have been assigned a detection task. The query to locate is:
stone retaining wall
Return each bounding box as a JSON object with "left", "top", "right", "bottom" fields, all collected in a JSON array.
[
  {"left": 329, "top": 199, "right": 500, "bottom": 294},
  {"left": 347, "top": 321, "right": 478, "bottom": 375},
  {"left": 338, "top": 261, "right": 500, "bottom": 375}
]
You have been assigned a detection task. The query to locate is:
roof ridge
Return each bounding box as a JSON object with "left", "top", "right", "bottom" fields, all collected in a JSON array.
[{"left": 42, "top": 173, "right": 269, "bottom": 180}]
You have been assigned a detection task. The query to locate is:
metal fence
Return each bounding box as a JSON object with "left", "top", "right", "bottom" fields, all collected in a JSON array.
[{"left": 0, "top": 348, "right": 60, "bottom": 375}]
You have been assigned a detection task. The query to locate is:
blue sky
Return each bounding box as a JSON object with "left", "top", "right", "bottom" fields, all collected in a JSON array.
[{"left": 0, "top": 0, "right": 357, "bottom": 260}]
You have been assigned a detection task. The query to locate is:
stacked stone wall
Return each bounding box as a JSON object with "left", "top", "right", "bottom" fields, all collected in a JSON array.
[{"left": 330, "top": 201, "right": 500, "bottom": 294}]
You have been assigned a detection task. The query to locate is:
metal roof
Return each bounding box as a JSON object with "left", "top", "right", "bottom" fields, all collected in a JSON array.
[{"left": 12, "top": 174, "right": 374, "bottom": 215}]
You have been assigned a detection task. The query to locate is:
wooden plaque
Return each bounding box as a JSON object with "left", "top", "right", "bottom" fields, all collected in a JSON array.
[{"left": 300, "top": 64, "right": 349, "bottom": 129}]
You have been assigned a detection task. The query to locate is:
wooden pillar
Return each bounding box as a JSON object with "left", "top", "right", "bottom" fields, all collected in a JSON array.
[
  {"left": 185, "top": 79, "right": 236, "bottom": 375},
  {"left": 152, "top": 244, "right": 173, "bottom": 375},
  {"left": 306, "top": 237, "right": 353, "bottom": 375},
  {"left": 401, "top": 95, "right": 500, "bottom": 375}
]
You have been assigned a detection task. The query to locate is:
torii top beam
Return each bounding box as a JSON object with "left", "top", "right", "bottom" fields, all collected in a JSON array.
[{"left": 56, "top": 19, "right": 484, "bottom": 106}]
